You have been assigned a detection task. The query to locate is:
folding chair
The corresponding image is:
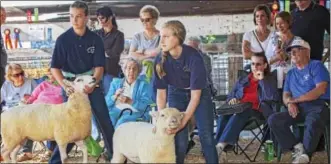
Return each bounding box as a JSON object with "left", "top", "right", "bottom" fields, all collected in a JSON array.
[{"left": 96, "top": 103, "right": 156, "bottom": 163}]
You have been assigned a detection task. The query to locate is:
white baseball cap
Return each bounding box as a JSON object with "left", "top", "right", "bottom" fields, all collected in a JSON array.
[{"left": 286, "top": 37, "right": 311, "bottom": 52}]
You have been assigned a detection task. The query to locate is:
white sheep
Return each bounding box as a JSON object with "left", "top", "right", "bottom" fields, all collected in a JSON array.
[
  {"left": 0, "top": 75, "right": 96, "bottom": 163},
  {"left": 111, "top": 107, "right": 184, "bottom": 163}
]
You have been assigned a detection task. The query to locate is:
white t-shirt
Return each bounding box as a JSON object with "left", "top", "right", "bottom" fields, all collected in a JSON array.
[
  {"left": 243, "top": 30, "right": 272, "bottom": 53},
  {"left": 122, "top": 80, "right": 136, "bottom": 99}
]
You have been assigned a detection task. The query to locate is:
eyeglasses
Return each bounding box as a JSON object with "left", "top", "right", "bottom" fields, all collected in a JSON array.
[
  {"left": 11, "top": 71, "right": 24, "bottom": 78},
  {"left": 289, "top": 48, "right": 306, "bottom": 56},
  {"left": 140, "top": 18, "right": 152, "bottom": 23},
  {"left": 251, "top": 62, "right": 263, "bottom": 67},
  {"left": 97, "top": 16, "right": 106, "bottom": 20}
]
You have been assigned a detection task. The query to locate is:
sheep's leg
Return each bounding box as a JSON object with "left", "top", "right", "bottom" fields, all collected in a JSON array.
[
  {"left": 9, "top": 144, "right": 21, "bottom": 163},
  {"left": 111, "top": 152, "right": 126, "bottom": 163},
  {"left": 75, "top": 140, "right": 87, "bottom": 163},
  {"left": 58, "top": 144, "right": 68, "bottom": 163},
  {"left": 1, "top": 146, "right": 11, "bottom": 162}
]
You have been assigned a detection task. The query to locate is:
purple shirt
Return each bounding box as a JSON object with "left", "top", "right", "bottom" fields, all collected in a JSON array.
[{"left": 154, "top": 44, "right": 207, "bottom": 90}]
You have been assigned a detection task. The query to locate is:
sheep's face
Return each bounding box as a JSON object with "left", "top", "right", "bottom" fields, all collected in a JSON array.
[
  {"left": 63, "top": 75, "right": 96, "bottom": 93},
  {"left": 151, "top": 108, "right": 184, "bottom": 130}
]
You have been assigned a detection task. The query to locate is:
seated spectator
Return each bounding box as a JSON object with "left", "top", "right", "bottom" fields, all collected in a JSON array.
[
  {"left": 22, "top": 68, "right": 63, "bottom": 162},
  {"left": 215, "top": 52, "right": 279, "bottom": 159},
  {"left": 105, "top": 57, "right": 152, "bottom": 128},
  {"left": 1, "top": 63, "right": 37, "bottom": 110},
  {"left": 0, "top": 63, "right": 37, "bottom": 161},
  {"left": 268, "top": 38, "right": 330, "bottom": 163}
]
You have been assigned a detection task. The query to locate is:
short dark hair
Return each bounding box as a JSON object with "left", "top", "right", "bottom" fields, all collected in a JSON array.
[
  {"left": 253, "top": 4, "right": 271, "bottom": 25},
  {"left": 96, "top": 6, "right": 118, "bottom": 28},
  {"left": 70, "top": 1, "right": 89, "bottom": 16},
  {"left": 252, "top": 52, "right": 271, "bottom": 75}
]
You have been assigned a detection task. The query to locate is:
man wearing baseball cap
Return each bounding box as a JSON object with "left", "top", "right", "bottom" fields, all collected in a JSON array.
[{"left": 268, "top": 37, "right": 330, "bottom": 163}]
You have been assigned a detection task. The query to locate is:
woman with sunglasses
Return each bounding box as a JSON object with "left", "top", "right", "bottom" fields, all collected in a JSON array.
[
  {"left": 95, "top": 6, "right": 124, "bottom": 95},
  {"left": 154, "top": 20, "right": 218, "bottom": 163},
  {"left": 130, "top": 5, "right": 161, "bottom": 102},
  {"left": 215, "top": 52, "right": 278, "bottom": 161},
  {"left": 0, "top": 63, "right": 37, "bottom": 161}
]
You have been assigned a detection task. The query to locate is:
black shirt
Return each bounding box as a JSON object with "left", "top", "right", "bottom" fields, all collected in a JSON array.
[
  {"left": 95, "top": 28, "right": 124, "bottom": 77},
  {"left": 291, "top": 2, "right": 330, "bottom": 60}
]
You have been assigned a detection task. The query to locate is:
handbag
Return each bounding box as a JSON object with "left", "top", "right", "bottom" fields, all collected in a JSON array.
[{"left": 216, "top": 102, "right": 252, "bottom": 115}]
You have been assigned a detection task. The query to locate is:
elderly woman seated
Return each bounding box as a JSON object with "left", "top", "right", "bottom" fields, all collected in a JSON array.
[
  {"left": 215, "top": 52, "right": 279, "bottom": 159},
  {"left": 105, "top": 57, "right": 153, "bottom": 128},
  {"left": 0, "top": 63, "right": 37, "bottom": 161},
  {"left": 1, "top": 63, "right": 37, "bottom": 110}
]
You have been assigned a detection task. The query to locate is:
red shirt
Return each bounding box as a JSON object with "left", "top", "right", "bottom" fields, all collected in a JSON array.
[{"left": 241, "top": 73, "right": 259, "bottom": 110}]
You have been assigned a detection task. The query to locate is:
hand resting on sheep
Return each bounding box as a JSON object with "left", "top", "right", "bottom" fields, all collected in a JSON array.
[
  {"left": 111, "top": 107, "right": 184, "bottom": 163},
  {"left": 1, "top": 75, "right": 96, "bottom": 163}
]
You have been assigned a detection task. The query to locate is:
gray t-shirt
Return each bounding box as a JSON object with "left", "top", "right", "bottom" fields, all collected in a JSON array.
[
  {"left": 1, "top": 78, "right": 37, "bottom": 108},
  {"left": 130, "top": 32, "right": 160, "bottom": 75},
  {"left": 130, "top": 32, "right": 160, "bottom": 52},
  {"left": 0, "top": 34, "right": 8, "bottom": 68}
]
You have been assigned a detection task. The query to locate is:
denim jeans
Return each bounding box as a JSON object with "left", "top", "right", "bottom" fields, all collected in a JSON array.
[
  {"left": 22, "top": 139, "right": 33, "bottom": 153},
  {"left": 167, "top": 85, "right": 218, "bottom": 163},
  {"left": 49, "top": 86, "right": 114, "bottom": 164},
  {"left": 102, "top": 73, "right": 114, "bottom": 95},
  {"left": 268, "top": 100, "right": 330, "bottom": 156}
]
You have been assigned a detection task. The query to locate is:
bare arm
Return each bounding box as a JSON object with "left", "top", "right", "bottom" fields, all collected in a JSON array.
[
  {"left": 183, "top": 90, "right": 202, "bottom": 123},
  {"left": 242, "top": 40, "right": 253, "bottom": 60},
  {"left": 129, "top": 46, "right": 149, "bottom": 61},
  {"left": 93, "top": 67, "right": 104, "bottom": 84},
  {"left": 291, "top": 82, "right": 328, "bottom": 103},
  {"left": 51, "top": 68, "right": 66, "bottom": 87},
  {"left": 156, "top": 89, "right": 167, "bottom": 110},
  {"left": 283, "top": 91, "right": 292, "bottom": 107}
]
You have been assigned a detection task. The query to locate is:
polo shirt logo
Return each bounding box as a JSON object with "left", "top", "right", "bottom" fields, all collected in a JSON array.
[
  {"left": 183, "top": 66, "right": 190, "bottom": 72},
  {"left": 303, "top": 74, "right": 310, "bottom": 81},
  {"left": 87, "top": 46, "right": 95, "bottom": 54}
]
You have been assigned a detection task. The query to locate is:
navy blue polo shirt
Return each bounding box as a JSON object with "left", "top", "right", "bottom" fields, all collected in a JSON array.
[
  {"left": 154, "top": 44, "right": 207, "bottom": 90},
  {"left": 291, "top": 2, "right": 330, "bottom": 60},
  {"left": 51, "top": 27, "right": 105, "bottom": 74}
]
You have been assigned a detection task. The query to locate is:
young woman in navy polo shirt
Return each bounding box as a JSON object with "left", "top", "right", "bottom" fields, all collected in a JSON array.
[{"left": 154, "top": 20, "right": 218, "bottom": 163}]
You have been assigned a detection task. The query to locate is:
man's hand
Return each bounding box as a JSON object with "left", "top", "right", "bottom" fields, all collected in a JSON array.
[
  {"left": 84, "top": 85, "right": 95, "bottom": 94},
  {"left": 228, "top": 98, "right": 240, "bottom": 105},
  {"left": 64, "top": 86, "right": 75, "bottom": 96},
  {"left": 288, "top": 103, "right": 299, "bottom": 118}
]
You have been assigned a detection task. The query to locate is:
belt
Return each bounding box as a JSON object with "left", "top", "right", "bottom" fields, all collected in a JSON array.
[{"left": 62, "top": 70, "right": 94, "bottom": 78}]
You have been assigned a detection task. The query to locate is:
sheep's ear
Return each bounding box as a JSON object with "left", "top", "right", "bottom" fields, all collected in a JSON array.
[
  {"left": 179, "top": 112, "right": 185, "bottom": 119},
  {"left": 149, "top": 111, "right": 159, "bottom": 118},
  {"left": 62, "top": 79, "right": 73, "bottom": 87}
]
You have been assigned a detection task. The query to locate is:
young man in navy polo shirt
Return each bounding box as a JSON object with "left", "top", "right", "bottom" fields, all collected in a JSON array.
[
  {"left": 291, "top": 0, "right": 330, "bottom": 61},
  {"left": 50, "top": 1, "right": 114, "bottom": 163},
  {"left": 268, "top": 38, "right": 330, "bottom": 163}
]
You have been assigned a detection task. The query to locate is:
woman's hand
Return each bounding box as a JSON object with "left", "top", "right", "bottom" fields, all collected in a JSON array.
[
  {"left": 228, "top": 98, "right": 240, "bottom": 105},
  {"left": 254, "top": 70, "right": 264, "bottom": 80},
  {"left": 118, "top": 96, "right": 133, "bottom": 104},
  {"left": 115, "top": 88, "right": 124, "bottom": 97},
  {"left": 145, "top": 49, "right": 159, "bottom": 58},
  {"left": 166, "top": 113, "right": 189, "bottom": 135},
  {"left": 275, "top": 47, "right": 286, "bottom": 61}
]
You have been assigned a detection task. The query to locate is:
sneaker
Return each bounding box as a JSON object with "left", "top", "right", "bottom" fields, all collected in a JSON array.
[
  {"left": 292, "top": 143, "right": 305, "bottom": 159},
  {"left": 216, "top": 145, "right": 227, "bottom": 163},
  {"left": 292, "top": 154, "right": 309, "bottom": 164}
]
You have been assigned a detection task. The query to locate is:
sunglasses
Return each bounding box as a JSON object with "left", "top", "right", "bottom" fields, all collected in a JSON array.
[
  {"left": 140, "top": 18, "right": 152, "bottom": 23},
  {"left": 11, "top": 71, "right": 24, "bottom": 78},
  {"left": 251, "top": 62, "right": 263, "bottom": 67}
]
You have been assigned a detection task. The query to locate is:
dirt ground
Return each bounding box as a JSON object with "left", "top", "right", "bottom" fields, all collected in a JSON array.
[{"left": 11, "top": 136, "right": 329, "bottom": 163}]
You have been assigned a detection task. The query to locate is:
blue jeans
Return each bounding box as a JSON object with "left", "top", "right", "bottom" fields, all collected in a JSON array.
[
  {"left": 268, "top": 100, "right": 330, "bottom": 156},
  {"left": 49, "top": 86, "right": 114, "bottom": 164},
  {"left": 167, "top": 85, "right": 218, "bottom": 163},
  {"left": 47, "top": 141, "right": 57, "bottom": 151},
  {"left": 102, "top": 73, "right": 114, "bottom": 95}
]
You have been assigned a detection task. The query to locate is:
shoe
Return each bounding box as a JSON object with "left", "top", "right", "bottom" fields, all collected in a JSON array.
[
  {"left": 17, "top": 153, "right": 33, "bottom": 162},
  {"left": 216, "top": 145, "right": 227, "bottom": 163},
  {"left": 186, "top": 140, "right": 196, "bottom": 154},
  {"left": 292, "top": 154, "right": 309, "bottom": 164}
]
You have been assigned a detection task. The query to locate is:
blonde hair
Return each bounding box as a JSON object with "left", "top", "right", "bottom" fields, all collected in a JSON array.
[
  {"left": 5, "top": 63, "right": 24, "bottom": 81},
  {"left": 139, "top": 5, "right": 160, "bottom": 20},
  {"left": 156, "top": 20, "right": 186, "bottom": 79}
]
